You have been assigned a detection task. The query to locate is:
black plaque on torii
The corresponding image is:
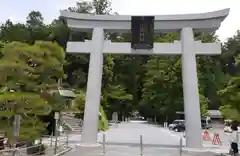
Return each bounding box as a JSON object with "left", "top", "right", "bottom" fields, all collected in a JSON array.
[{"left": 131, "top": 16, "right": 154, "bottom": 50}]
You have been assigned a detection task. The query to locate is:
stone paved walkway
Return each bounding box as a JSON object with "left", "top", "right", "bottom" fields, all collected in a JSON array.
[
  {"left": 64, "top": 121, "right": 228, "bottom": 156},
  {"left": 65, "top": 145, "right": 225, "bottom": 156}
]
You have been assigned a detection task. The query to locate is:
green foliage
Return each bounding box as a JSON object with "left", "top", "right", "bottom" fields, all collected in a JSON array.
[
  {"left": 71, "top": 90, "right": 85, "bottom": 113},
  {"left": 67, "top": 0, "right": 112, "bottom": 14},
  {"left": 0, "top": 21, "right": 31, "bottom": 42},
  {"left": 26, "top": 11, "right": 44, "bottom": 27},
  {"left": 218, "top": 74, "right": 240, "bottom": 120},
  {"left": 220, "top": 105, "right": 240, "bottom": 121},
  {"left": 98, "top": 105, "right": 109, "bottom": 131},
  {"left": 0, "top": 41, "right": 3, "bottom": 58},
  {"left": 218, "top": 30, "right": 240, "bottom": 120},
  {"left": 140, "top": 56, "right": 182, "bottom": 120},
  {"left": 218, "top": 32, "right": 240, "bottom": 120},
  {"left": 71, "top": 90, "right": 109, "bottom": 130},
  {"left": 140, "top": 33, "right": 182, "bottom": 121},
  {"left": 199, "top": 94, "right": 208, "bottom": 116},
  {"left": 0, "top": 41, "right": 65, "bottom": 141}
]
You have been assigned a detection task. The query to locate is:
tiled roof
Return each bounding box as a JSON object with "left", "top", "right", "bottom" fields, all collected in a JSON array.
[{"left": 59, "top": 89, "right": 76, "bottom": 98}]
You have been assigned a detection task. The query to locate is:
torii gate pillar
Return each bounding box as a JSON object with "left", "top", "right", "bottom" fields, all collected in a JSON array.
[
  {"left": 81, "top": 28, "right": 104, "bottom": 144},
  {"left": 181, "top": 27, "right": 202, "bottom": 147},
  {"left": 60, "top": 8, "right": 229, "bottom": 148}
]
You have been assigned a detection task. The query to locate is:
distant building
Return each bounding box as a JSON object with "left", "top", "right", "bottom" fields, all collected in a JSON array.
[
  {"left": 207, "top": 110, "right": 222, "bottom": 119},
  {"left": 58, "top": 89, "right": 76, "bottom": 98},
  {"left": 58, "top": 89, "right": 76, "bottom": 109}
]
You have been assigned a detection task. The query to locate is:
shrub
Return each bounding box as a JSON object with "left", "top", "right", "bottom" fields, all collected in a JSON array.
[{"left": 26, "top": 142, "right": 46, "bottom": 155}]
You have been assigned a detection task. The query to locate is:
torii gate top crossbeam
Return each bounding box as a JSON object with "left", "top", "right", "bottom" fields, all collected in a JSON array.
[{"left": 60, "top": 8, "right": 229, "bottom": 33}]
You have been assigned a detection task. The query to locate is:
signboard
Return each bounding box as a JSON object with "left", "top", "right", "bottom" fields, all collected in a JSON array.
[
  {"left": 112, "top": 112, "right": 118, "bottom": 122},
  {"left": 13, "top": 115, "right": 21, "bottom": 137},
  {"left": 131, "top": 16, "right": 154, "bottom": 50},
  {"left": 54, "top": 112, "right": 60, "bottom": 120}
]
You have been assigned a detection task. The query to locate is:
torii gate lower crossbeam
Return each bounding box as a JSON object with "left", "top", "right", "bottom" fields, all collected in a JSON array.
[{"left": 70, "top": 27, "right": 221, "bottom": 148}]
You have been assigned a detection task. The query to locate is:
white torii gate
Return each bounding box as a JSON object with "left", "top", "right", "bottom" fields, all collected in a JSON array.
[{"left": 60, "top": 8, "right": 229, "bottom": 148}]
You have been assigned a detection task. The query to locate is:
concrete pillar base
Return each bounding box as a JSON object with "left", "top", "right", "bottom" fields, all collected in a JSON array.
[{"left": 76, "top": 143, "right": 101, "bottom": 147}]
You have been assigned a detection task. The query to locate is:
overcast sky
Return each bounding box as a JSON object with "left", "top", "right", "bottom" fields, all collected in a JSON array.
[{"left": 0, "top": 0, "right": 239, "bottom": 41}]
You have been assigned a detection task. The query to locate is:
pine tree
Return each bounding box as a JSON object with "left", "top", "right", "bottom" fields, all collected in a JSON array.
[{"left": 0, "top": 41, "right": 65, "bottom": 141}]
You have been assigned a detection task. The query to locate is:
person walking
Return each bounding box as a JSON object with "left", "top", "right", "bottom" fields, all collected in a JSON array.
[{"left": 230, "top": 124, "right": 239, "bottom": 156}]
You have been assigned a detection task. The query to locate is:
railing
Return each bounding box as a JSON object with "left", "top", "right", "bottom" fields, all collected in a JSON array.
[
  {"left": 72, "top": 133, "right": 223, "bottom": 156},
  {"left": 0, "top": 132, "right": 71, "bottom": 156},
  {"left": 98, "top": 133, "right": 185, "bottom": 156}
]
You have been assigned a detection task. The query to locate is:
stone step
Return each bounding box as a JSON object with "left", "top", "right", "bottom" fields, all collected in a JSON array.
[
  {"left": 64, "top": 121, "right": 81, "bottom": 125},
  {"left": 62, "top": 116, "right": 83, "bottom": 131},
  {"left": 64, "top": 120, "right": 81, "bottom": 123},
  {"left": 62, "top": 118, "right": 81, "bottom": 122}
]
